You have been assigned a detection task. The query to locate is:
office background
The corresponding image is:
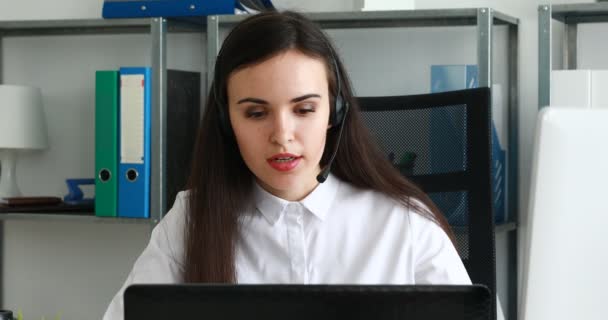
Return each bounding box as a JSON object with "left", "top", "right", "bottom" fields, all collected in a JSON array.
[{"left": 1, "top": 0, "right": 605, "bottom": 319}]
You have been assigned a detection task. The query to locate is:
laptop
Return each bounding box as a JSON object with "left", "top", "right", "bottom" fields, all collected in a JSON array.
[{"left": 124, "top": 284, "right": 491, "bottom": 320}]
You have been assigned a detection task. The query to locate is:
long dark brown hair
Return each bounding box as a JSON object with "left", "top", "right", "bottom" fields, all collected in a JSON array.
[{"left": 184, "top": 10, "right": 455, "bottom": 283}]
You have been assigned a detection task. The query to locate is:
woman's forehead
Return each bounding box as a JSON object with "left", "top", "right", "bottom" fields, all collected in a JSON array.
[{"left": 227, "top": 49, "right": 329, "bottom": 99}]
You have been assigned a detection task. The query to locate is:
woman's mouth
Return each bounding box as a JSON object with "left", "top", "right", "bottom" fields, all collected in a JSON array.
[{"left": 267, "top": 154, "right": 302, "bottom": 172}]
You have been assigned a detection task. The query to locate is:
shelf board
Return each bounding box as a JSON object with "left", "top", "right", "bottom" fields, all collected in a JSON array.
[
  {"left": 0, "top": 17, "right": 202, "bottom": 37},
  {"left": 216, "top": 8, "right": 518, "bottom": 28},
  {"left": 0, "top": 212, "right": 153, "bottom": 224},
  {"left": 0, "top": 18, "right": 150, "bottom": 36},
  {"left": 549, "top": 3, "right": 608, "bottom": 24}
]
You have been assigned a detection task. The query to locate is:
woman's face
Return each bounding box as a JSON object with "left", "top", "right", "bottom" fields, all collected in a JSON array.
[{"left": 227, "top": 49, "right": 331, "bottom": 201}]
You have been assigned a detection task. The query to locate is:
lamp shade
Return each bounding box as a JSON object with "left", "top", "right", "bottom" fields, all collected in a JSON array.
[{"left": 0, "top": 85, "right": 48, "bottom": 149}]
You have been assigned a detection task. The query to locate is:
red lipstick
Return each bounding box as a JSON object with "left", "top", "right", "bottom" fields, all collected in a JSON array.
[{"left": 267, "top": 153, "right": 302, "bottom": 172}]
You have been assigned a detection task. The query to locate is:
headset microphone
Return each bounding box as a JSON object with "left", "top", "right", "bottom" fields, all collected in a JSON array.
[{"left": 316, "top": 99, "right": 349, "bottom": 183}]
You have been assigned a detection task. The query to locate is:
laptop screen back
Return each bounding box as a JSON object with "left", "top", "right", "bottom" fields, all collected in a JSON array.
[{"left": 125, "top": 284, "right": 490, "bottom": 320}]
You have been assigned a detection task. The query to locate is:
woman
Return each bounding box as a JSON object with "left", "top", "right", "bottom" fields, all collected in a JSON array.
[{"left": 103, "top": 10, "right": 469, "bottom": 320}]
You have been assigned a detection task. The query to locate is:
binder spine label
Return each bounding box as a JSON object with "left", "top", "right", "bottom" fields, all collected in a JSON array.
[{"left": 120, "top": 74, "right": 145, "bottom": 164}]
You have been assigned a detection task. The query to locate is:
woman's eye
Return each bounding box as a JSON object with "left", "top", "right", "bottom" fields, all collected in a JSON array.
[
  {"left": 296, "top": 107, "right": 315, "bottom": 115},
  {"left": 246, "top": 110, "right": 265, "bottom": 119}
]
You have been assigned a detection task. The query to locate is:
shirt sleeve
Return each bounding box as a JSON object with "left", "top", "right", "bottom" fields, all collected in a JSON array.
[
  {"left": 408, "top": 210, "right": 471, "bottom": 284},
  {"left": 102, "top": 192, "right": 187, "bottom": 320}
]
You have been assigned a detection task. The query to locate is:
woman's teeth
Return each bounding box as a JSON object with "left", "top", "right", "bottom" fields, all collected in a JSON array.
[{"left": 275, "top": 157, "right": 295, "bottom": 162}]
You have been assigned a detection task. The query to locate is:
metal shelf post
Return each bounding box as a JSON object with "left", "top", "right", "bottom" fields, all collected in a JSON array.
[
  {"left": 477, "top": 8, "right": 493, "bottom": 88},
  {"left": 151, "top": 18, "right": 168, "bottom": 226},
  {"left": 539, "top": 5, "right": 552, "bottom": 109}
]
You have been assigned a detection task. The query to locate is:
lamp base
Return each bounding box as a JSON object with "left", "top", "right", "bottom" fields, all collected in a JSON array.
[{"left": 0, "top": 149, "right": 22, "bottom": 198}]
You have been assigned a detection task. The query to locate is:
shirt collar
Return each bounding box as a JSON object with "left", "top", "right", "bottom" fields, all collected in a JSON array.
[
  {"left": 253, "top": 183, "right": 289, "bottom": 225},
  {"left": 253, "top": 174, "right": 340, "bottom": 225},
  {"left": 300, "top": 173, "right": 339, "bottom": 222}
]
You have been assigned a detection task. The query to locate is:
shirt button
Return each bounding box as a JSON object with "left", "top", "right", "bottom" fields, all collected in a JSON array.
[{"left": 296, "top": 216, "right": 303, "bottom": 224}]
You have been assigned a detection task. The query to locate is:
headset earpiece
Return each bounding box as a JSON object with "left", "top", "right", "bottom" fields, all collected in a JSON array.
[
  {"left": 332, "top": 95, "right": 347, "bottom": 127},
  {"left": 329, "top": 52, "right": 348, "bottom": 128}
]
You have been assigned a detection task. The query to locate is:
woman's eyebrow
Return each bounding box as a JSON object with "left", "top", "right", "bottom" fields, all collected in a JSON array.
[
  {"left": 237, "top": 97, "right": 268, "bottom": 105},
  {"left": 236, "top": 94, "right": 321, "bottom": 105},
  {"left": 291, "top": 93, "right": 321, "bottom": 103}
]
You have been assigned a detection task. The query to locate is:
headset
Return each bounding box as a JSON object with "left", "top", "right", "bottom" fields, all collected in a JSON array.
[
  {"left": 316, "top": 53, "right": 349, "bottom": 183},
  {"left": 214, "top": 27, "right": 349, "bottom": 183}
]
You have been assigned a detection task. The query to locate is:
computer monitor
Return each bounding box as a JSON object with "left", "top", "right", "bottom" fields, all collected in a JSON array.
[
  {"left": 520, "top": 107, "right": 608, "bottom": 320},
  {"left": 124, "top": 284, "right": 491, "bottom": 320}
]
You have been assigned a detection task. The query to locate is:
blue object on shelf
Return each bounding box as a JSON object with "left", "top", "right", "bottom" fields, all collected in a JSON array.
[
  {"left": 102, "top": 0, "right": 235, "bottom": 19},
  {"left": 64, "top": 178, "right": 95, "bottom": 205},
  {"left": 118, "top": 67, "right": 152, "bottom": 219}
]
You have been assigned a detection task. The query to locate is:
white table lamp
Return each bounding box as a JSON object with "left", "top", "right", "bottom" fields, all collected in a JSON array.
[{"left": 0, "top": 85, "right": 48, "bottom": 198}]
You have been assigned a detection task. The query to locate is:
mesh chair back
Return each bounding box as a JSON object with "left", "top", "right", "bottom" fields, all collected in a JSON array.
[{"left": 357, "top": 87, "right": 496, "bottom": 320}]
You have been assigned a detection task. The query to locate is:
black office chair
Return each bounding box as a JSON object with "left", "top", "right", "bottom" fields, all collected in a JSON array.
[{"left": 357, "top": 87, "right": 496, "bottom": 320}]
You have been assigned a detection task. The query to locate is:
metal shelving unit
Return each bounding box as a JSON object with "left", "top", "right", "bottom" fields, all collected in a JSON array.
[
  {"left": 0, "top": 18, "right": 204, "bottom": 225},
  {"left": 0, "top": 17, "right": 202, "bottom": 305},
  {"left": 208, "top": 8, "right": 519, "bottom": 319},
  {"left": 538, "top": 2, "right": 608, "bottom": 109}
]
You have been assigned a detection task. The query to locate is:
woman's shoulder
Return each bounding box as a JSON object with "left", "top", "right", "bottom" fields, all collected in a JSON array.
[
  {"left": 336, "top": 178, "right": 439, "bottom": 228},
  {"left": 157, "top": 190, "right": 190, "bottom": 230},
  {"left": 175, "top": 190, "right": 191, "bottom": 204},
  {"left": 167, "top": 191, "right": 190, "bottom": 215},
  {"left": 336, "top": 179, "right": 415, "bottom": 212}
]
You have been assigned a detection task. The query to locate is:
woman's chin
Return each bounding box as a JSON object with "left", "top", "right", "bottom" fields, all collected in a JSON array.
[{"left": 257, "top": 171, "right": 319, "bottom": 200}]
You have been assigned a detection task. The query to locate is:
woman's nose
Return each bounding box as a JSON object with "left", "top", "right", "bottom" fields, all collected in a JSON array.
[{"left": 269, "top": 112, "right": 295, "bottom": 145}]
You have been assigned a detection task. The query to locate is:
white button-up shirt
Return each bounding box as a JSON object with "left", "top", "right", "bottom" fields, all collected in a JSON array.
[{"left": 103, "top": 174, "right": 470, "bottom": 320}]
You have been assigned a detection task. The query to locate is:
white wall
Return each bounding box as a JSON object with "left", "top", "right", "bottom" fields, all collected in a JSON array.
[
  {"left": 578, "top": 23, "right": 608, "bottom": 68},
  {"left": 0, "top": 0, "right": 597, "bottom": 319}
]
